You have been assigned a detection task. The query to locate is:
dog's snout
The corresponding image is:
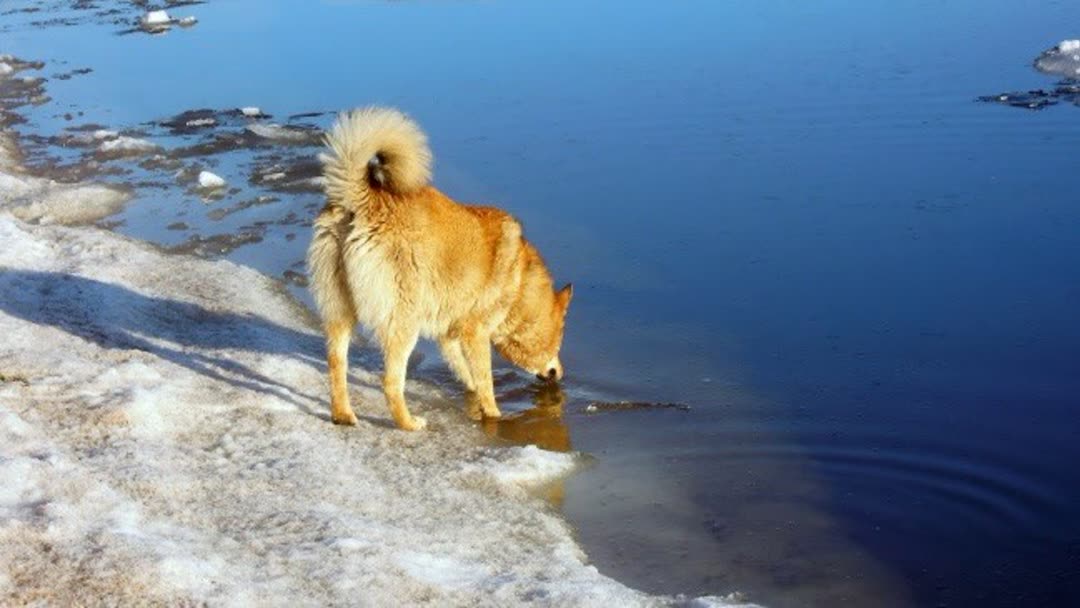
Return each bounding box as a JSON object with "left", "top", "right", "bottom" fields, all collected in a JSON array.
[
  {"left": 535, "top": 358, "right": 562, "bottom": 383},
  {"left": 531, "top": 369, "right": 557, "bottom": 382}
]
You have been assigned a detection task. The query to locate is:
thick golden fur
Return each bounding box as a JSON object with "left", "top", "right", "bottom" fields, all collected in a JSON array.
[{"left": 308, "top": 107, "right": 572, "bottom": 430}]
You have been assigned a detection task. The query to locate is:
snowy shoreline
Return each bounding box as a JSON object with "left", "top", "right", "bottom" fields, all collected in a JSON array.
[{"left": 0, "top": 131, "right": 750, "bottom": 605}]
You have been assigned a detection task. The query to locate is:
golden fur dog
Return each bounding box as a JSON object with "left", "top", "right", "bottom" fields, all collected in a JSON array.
[{"left": 307, "top": 107, "right": 572, "bottom": 430}]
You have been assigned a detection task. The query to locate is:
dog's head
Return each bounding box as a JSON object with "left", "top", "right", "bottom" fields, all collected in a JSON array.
[{"left": 494, "top": 253, "right": 572, "bottom": 382}]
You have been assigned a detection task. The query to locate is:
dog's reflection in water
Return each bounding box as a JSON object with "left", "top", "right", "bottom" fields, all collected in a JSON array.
[
  {"left": 468, "top": 381, "right": 571, "bottom": 504},
  {"left": 468, "top": 380, "right": 571, "bottom": 452}
]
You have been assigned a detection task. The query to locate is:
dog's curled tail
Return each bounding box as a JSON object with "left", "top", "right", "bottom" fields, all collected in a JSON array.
[{"left": 321, "top": 107, "right": 432, "bottom": 207}]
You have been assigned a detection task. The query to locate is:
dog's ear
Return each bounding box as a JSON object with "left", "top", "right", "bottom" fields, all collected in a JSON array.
[{"left": 556, "top": 283, "right": 573, "bottom": 309}]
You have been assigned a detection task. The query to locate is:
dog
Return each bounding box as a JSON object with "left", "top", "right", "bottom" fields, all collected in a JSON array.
[{"left": 307, "top": 107, "right": 572, "bottom": 431}]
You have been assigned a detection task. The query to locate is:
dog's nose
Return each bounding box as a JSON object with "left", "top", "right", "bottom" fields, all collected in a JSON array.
[{"left": 536, "top": 369, "right": 558, "bottom": 382}]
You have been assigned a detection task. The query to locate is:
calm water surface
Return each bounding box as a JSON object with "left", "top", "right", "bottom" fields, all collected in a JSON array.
[{"left": 5, "top": 1, "right": 1080, "bottom": 605}]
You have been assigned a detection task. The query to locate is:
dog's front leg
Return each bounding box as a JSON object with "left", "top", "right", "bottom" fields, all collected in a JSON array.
[
  {"left": 381, "top": 322, "right": 426, "bottom": 431},
  {"left": 438, "top": 335, "right": 485, "bottom": 420},
  {"left": 438, "top": 335, "right": 476, "bottom": 390},
  {"left": 461, "top": 326, "right": 501, "bottom": 419}
]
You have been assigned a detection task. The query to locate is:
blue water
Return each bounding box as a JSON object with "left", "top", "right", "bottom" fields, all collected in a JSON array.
[{"left": 5, "top": 1, "right": 1080, "bottom": 605}]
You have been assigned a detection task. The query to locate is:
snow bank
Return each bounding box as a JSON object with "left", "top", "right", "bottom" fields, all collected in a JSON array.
[
  {"left": 1034, "top": 39, "right": 1080, "bottom": 77},
  {"left": 0, "top": 211, "right": 754, "bottom": 606}
]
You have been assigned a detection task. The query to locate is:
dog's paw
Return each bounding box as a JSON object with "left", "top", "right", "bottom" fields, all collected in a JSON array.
[
  {"left": 465, "top": 399, "right": 484, "bottom": 421},
  {"left": 331, "top": 410, "right": 359, "bottom": 426},
  {"left": 482, "top": 406, "right": 502, "bottom": 420},
  {"left": 400, "top": 415, "right": 427, "bottom": 432}
]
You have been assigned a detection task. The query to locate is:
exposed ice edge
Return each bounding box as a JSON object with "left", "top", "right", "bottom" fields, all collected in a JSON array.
[
  {"left": 0, "top": 207, "right": 756, "bottom": 605},
  {"left": 1034, "top": 38, "right": 1080, "bottom": 77},
  {"left": 0, "top": 132, "right": 131, "bottom": 225}
]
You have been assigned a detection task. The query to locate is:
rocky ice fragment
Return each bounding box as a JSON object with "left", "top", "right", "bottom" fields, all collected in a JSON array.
[
  {"left": 197, "top": 171, "right": 226, "bottom": 189},
  {"left": 1034, "top": 39, "right": 1080, "bottom": 78},
  {"left": 142, "top": 10, "right": 171, "bottom": 26}
]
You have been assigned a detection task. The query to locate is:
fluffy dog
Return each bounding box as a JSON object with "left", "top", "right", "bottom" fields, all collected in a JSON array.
[{"left": 307, "top": 107, "right": 572, "bottom": 430}]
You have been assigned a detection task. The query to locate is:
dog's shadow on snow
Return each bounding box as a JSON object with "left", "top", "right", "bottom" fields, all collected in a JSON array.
[{"left": 0, "top": 270, "right": 382, "bottom": 420}]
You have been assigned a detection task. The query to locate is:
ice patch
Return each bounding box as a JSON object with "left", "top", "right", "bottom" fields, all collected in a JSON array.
[
  {"left": 461, "top": 445, "right": 577, "bottom": 489},
  {"left": 397, "top": 551, "right": 495, "bottom": 591},
  {"left": 0, "top": 63, "right": 12, "bottom": 77},
  {"left": 240, "top": 106, "right": 263, "bottom": 117},
  {"left": 197, "top": 170, "right": 226, "bottom": 189},
  {"left": 1034, "top": 38, "right": 1080, "bottom": 77},
  {"left": 0, "top": 408, "right": 33, "bottom": 439},
  {"left": 143, "top": 10, "right": 171, "bottom": 26},
  {"left": 246, "top": 123, "right": 320, "bottom": 144},
  {"left": 123, "top": 384, "right": 169, "bottom": 438},
  {"left": 686, "top": 595, "right": 756, "bottom": 607},
  {"left": 98, "top": 135, "right": 160, "bottom": 156},
  {"left": 0, "top": 172, "right": 130, "bottom": 225},
  {"left": 178, "top": 16, "right": 198, "bottom": 27}
]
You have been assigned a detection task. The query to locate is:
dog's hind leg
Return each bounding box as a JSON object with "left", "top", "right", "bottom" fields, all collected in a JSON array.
[
  {"left": 308, "top": 205, "right": 359, "bottom": 426},
  {"left": 461, "top": 324, "right": 501, "bottom": 420},
  {"left": 381, "top": 321, "right": 426, "bottom": 431},
  {"left": 325, "top": 320, "right": 358, "bottom": 426}
]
